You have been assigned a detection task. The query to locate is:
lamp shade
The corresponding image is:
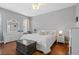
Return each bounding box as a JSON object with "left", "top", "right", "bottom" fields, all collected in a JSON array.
[{"left": 58, "top": 30, "right": 63, "bottom": 36}]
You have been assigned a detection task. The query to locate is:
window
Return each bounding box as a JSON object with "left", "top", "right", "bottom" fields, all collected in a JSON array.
[
  {"left": 23, "top": 19, "right": 29, "bottom": 32},
  {"left": 7, "top": 19, "right": 18, "bottom": 32}
]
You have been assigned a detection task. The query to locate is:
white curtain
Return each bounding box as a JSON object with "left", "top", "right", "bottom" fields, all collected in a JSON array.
[{"left": 23, "top": 19, "right": 29, "bottom": 32}]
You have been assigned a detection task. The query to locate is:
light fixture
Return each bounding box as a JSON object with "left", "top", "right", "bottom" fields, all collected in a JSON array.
[
  {"left": 32, "top": 3, "right": 40, "bottom": 10},
  {"left": 58, "top": 30, "right": 63, "bottom": 36},
  {"left": 32, "top": 3, "right": 45, "bottom": 10}
]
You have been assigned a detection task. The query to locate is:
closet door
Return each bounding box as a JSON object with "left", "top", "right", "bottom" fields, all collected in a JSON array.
[{"left": 71, "top": 27, "right": 79, "bottom": 55}]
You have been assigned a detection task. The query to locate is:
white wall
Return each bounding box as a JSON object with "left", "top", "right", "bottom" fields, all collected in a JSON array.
[
  {"left": 75, "top": 4, "right": 79, "bottom": 27},
  {"left": 76, "top": 4, "right": 79, "bottom": 16},
  {"left": 0, "top": 7, "right": 31, "bottom": 42},
  {"left": 0, "top": 14, "right": 3, "bottom": 43},
  {"left": 32, "top": 6, "right": 76, "bottom": 37}
]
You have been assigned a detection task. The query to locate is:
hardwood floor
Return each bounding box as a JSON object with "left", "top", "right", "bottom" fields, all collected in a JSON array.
[{"left": 0, "top": 42, "right": 69, "bottom": 55}]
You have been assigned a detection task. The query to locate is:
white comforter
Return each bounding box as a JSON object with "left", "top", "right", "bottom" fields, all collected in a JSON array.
[{"left": 20, "top": 33, "right": 56, "bottom": 54}]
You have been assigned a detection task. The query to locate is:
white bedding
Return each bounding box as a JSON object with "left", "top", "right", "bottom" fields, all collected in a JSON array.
[{"left": 20, "top": 33, "right": 56, "bottom": 54}]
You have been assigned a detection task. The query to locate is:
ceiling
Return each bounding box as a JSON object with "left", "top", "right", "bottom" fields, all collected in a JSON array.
[{"left": 0, "top": 3, "right": 76, "bottom": 17}]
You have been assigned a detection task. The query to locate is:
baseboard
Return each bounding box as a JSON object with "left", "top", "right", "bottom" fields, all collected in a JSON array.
[
  {"left": 0, "top": 41, "right": 2, "bottom": 43},
  {"left": 57, "top": 42, "right": 64, "bottom": 44},
  {"left": 4, "top": 41, "right": 16, "bottom": 44},
  {"left": 0, "top": 41, "right": 4, "bottom": 44}
]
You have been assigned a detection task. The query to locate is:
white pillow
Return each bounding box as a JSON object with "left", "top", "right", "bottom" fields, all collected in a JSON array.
[
  {"left": 37, "top": 30, "right": 56, "bottom": 35},
  {"left": 38, "top": 30, "right": 48, "bottom": 35},
  {"left": 48, "top": 31, "right": 54, "bottom": 35},
  {"left": 47, "top": 30, "right": 56, "bottom": 35}
]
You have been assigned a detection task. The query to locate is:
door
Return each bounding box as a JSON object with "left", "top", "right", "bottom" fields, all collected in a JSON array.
[{"left": 71, "top": 27, "right": 79, "bottom": 55}]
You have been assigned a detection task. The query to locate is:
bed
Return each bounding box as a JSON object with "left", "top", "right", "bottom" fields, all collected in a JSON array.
[{"left": 20, "top": 30, "right": 56, "bottom": 54}]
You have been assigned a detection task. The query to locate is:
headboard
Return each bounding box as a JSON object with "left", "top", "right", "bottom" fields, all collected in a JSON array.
[{"left": 37, "top": 30, "right": 56, "bottom": 35}]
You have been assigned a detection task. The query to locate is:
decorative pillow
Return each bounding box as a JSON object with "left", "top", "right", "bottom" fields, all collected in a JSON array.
[
  {"left": 39, "top": 30, "right": 48, "bottom": 35},
  {"left": 37, "top": 30, "right": 56, "bottom": 35}
]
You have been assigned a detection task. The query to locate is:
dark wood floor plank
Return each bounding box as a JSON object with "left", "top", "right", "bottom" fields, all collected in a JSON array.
[{"left": 0, "top": 42, "right": 69, "bottom": 55}]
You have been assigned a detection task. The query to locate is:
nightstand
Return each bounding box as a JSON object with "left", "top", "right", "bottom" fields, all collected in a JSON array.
[{"left": 57, "top": 35, "right": 65, "bottom": 43}]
